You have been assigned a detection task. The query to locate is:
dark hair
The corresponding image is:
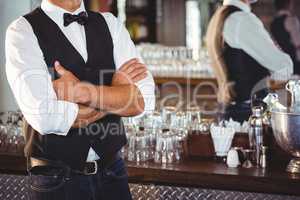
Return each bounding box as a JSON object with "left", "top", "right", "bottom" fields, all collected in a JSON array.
[{"left": 274, "top": 0, "right": 291, "bottom": 11}]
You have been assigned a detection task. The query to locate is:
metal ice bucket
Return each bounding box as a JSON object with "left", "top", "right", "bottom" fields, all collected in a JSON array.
[{"left": 271, "top": 110, "right": 300, "bottom": 173}]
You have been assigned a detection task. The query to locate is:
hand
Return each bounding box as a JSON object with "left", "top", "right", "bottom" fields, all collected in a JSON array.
[
  {"left": 73, "top": 112, "right": 105, "bottom": 128},
  {"left": 52, "top": 61, "right": 93, "bottom": 104},
  {"left": 52, "top": 63, "right": 105, "bottom": 127},
  {"left": 72, "top": 105, "right": 106, "bottom": 128},
  {"left": 52, "top": 61, "right": 80, "bottom": 102},
  {"left": 112, "top": 58, "right": 148, "bottom": 86}
]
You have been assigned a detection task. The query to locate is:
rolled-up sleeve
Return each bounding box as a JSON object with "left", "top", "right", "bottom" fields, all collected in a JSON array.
[
  {"left": 5, "top": 17, "right": 78, "bottom": 136},
  {"left": 102, "top": 13, "right": 156, "bottom": 115}
]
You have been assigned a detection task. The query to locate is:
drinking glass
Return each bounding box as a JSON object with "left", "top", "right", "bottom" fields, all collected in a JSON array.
[
  {"left": 186, "top": 105, "right": 201, "bottom": 129},
  {"left": 154, "top": 130, "right": 178, "bottom": 164},
  {"left": 0, "top": 124, "right": 7, "bottom": 153},
  {"left": 161, "top": 106, "right": 177, "bottom": 129},
  {"left": 127, "top": 129, "right": 152, "bottom": 163},
  {"left": 154, "top": 132, "right": 167, "bottom": 164},
  {"left": 242, "top": 149, "right": 255, "bottom": 168},
  {"left": 173, "top": 111, "right": 188, "bottom": 130},
  {"left": 173, "top": 130, "right": 187, "bottom": 162},
  {"left": 136, "top": 44, "right": 214, "bottom": 79},
  {"left": 0, "top": 111, "right": 25, "bottom": 155}
]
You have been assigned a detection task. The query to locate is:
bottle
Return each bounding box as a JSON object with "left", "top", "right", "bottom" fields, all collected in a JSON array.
[{"left": 248, "top": 106, "right": 264, "bottom": 166}]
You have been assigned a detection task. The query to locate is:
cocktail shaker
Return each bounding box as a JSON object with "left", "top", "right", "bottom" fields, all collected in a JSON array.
[{"left": 248, "top": 106, "right": 264, "bottom": 166}]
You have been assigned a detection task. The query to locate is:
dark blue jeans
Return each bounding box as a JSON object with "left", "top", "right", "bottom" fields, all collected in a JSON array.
[{"left": 27, "top": 158, "right": 132, "bottom": 200}]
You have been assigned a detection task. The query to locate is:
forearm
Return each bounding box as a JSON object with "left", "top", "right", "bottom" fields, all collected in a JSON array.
[{"left": 78, "top": 84, "right": 145, "bottom": 117}]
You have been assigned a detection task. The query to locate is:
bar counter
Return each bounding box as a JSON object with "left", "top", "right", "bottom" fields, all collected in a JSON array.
[
  {"left": 127, "top": 159, "right": 300, "bottom": 196},
  {"left": 1, "top": 154, "right": 300, "bottom": 198}
]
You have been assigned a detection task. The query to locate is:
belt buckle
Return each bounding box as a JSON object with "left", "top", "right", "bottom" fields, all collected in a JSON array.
[{"left": 84, "top": 161, "right": 98, "bottom": 175}]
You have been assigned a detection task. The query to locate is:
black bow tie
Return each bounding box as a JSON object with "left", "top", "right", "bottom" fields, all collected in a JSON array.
[{"left": 63, "top": 11, "right": 88, "bottom": 27}]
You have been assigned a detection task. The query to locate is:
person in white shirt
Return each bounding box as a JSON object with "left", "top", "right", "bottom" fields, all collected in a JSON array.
[
  {"left": 206, "top": 0, "right": 293, "bottom": 122},
  {"left": 271, "top": 0, "right": 300, "bottom": 75},
  {"left": 5, "top": 0, "right": 155, "bottom": 199}
]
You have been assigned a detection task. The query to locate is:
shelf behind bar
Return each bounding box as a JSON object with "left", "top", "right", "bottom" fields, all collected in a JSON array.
[
  {"left": 153, "top": 77, "right": 287, "bottom": 91},
  {"left": 154, "top": 77, "right": 217, "bottom": 86}
]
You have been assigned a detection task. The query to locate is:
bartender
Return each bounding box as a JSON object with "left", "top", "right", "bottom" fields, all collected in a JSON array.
[{"left": 206, "top": 0, "right": 294, "bottom": 122}]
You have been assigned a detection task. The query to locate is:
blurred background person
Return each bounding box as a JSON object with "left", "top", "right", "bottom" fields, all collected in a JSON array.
[
  {"left": 206, "top": 0, "right": 293, "bottom": 122},
  {"left": 271, "top": 0, "right": 300, "bottom": 75}
]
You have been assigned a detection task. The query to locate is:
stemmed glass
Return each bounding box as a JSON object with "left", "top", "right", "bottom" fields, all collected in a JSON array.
[{"left": 242, "top": 149, "right": 255, "bottom": 168}]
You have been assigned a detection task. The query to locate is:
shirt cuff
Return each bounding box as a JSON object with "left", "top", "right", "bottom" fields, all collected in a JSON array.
[
  {"left": 55, "top": 101, "right": 79, "bottom": 136},
  {"left": 134, "top": 79, "right": 155, "bottom": 117},
  {"left": 271, "top": 67, "right": 293, "bottom": 81}
]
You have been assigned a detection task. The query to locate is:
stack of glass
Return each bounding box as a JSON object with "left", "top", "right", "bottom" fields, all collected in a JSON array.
[
  {"left": 0, "top": 111, "right": 25, "bottom": 155},
  {"left": 122, "top": 105, "right": 202, "bottom": 165},
  {"left": 136, "top": 44, "right": 214, "bottom": 78}
]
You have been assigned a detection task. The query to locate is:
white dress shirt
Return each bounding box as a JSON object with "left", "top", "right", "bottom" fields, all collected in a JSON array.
[
  {"left": 223, "top": 0, "right": 294, "bottom": 79},
  {"left": 5, "top": 0, "right": 155, "bottom": 161}
]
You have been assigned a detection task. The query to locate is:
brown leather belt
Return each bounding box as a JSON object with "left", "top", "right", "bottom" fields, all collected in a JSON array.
[{"left": 29, "top": 153, "right": 120, "bottom": 176}]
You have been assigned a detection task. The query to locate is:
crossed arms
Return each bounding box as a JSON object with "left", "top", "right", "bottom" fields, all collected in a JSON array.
[{"left": 52, "top": 59, "right": 150, "bottom": 128}]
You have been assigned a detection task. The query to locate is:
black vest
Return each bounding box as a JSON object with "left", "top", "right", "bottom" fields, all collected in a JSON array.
[
  {"left": 223, "top": 6, "right": 270, "bottom": 103},
  {"left": 23, "top": 8, "right": 126, "bottom": 170},
  {"left": 271, "top": 14, "right": 298, "bottom": 73}
]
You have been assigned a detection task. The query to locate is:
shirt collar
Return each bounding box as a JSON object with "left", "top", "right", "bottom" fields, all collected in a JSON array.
[
  {"left": 223, "top": 0, "right": 251, "bottom": 13},
  {"left": 41, "top": 0, "right": 86, "bottom": 27}
]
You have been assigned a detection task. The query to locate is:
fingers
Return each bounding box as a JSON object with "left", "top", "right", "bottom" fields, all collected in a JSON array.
[
  {"left": 128, "top": 66, "right": 147, "bottom": 79},
  {"left": 78, "top": 105, "right": 99, "bottom": 118},
  {"left": 73, "top": 107, "right": 106, "bottom": 128},
  {"left": 119, "top": 58, "right": 139, "bottom": 71},
  {"left": 116, "top": 61, "right": 148, "bottom": 84},
  {"left": 120, "top": 61, "right": 147, "bottom": 75},
  {"left": 118, "top": 66, "right": 147, "bottom": 83},
  {"left": 132, "top": 72, "right": 148, "bottom": 83},
  {"left": 124, "top": 63, "right": 146, "bottom": 74},
  {"left": 54, "top": 61, "right": 69, "bottom": 76},
  {"left": 73, "top": 112, "right": 105, "bottom": 128}
]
